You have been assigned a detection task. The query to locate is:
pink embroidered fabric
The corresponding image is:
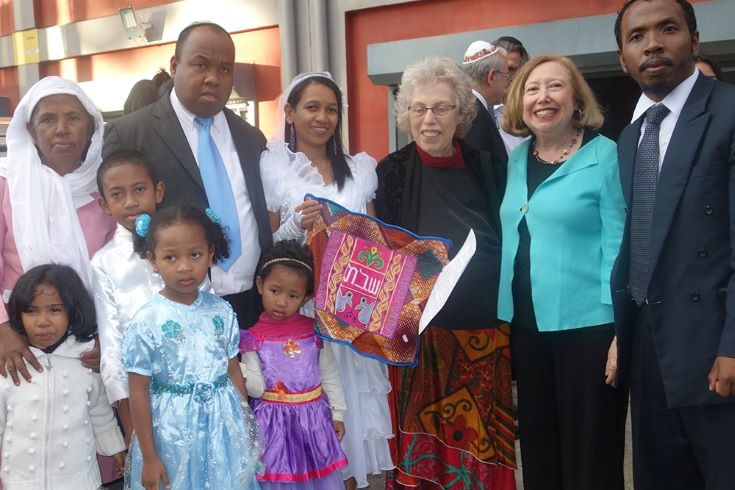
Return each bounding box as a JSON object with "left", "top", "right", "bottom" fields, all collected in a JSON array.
[{"left": 306, "top": 195, "right": 451, "bottom": 366}]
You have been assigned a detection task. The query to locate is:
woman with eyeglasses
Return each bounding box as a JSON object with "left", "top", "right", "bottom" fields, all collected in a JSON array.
[{"left": 375, "top": 57, "right": 515, "bottom": 489}]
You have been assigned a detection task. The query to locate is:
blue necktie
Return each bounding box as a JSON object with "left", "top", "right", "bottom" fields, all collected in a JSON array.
[
  {"left": 629, "top": 104, "right": 670, "bottom": 305},
  {"left": 195, "top": 116, "right": 241, "bottom": 271}
]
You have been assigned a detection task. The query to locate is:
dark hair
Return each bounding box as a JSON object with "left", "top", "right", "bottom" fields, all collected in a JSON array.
[
  {"left": 614, "top": 0, "right": 697, "bottom": 49},
  {"left": 158, "top": 79, "right": 174, "bottom": 99},
  {"left": 152, "top": 68, "right": 172, "bottom": 91},
  {"left": 97, "top": 150, "right": 159, "bottom": 198},
  {"left": 123, "top": 79, "right": 157, "bottom": 115},
  {"left": 133, "top": 205, "right": 230, "bottom": 264},
  {"left": 174, "top": 22, "right": 233, "bottom": 60},
  {"left": 7, "top": 264, "right": 96, "bottom": 342},
  {"left": 493, "top": 36, "right": 529, "bottom": 63},
  {"left": 284, "top": 76, "right": 353, "bottom": 191},
  {"left": 696, "top": 55, "right": 725, "bottom": 81},
  {"left": 257, "top": 240, "right": 314, "bottom": 296}
]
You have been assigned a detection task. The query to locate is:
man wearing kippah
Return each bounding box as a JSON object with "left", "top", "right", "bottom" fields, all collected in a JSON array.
[{"left": 460, "top": 41, "right": 509, "bottom": 165}]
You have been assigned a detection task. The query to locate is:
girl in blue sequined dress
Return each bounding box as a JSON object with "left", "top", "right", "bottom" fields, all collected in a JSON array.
[{"left": 122, "top": 206, "right": 260, "bottom": 490}]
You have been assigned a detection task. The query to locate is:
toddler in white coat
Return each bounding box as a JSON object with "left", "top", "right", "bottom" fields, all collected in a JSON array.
[{"left": 0, "top": 264, "right": 125, "bottom": 490}]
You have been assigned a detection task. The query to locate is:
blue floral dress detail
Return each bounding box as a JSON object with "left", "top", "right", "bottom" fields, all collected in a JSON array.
[{"left": 122, "top": 292, "right": 260, "bottom": 490}]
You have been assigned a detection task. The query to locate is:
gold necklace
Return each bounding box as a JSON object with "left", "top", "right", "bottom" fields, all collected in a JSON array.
[{"left": 533, "top": 129, "right": 582, "bottom": 165}]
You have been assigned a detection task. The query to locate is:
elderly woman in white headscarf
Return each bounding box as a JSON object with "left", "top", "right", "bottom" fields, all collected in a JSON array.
[{"left": 0, "top": 76, "right": 115, "bottom": 384}]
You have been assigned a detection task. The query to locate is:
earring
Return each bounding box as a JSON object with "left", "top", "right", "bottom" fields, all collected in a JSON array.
[
  {"left": 288, "top": 123, "right": 296, "bottom": 151},
  {"left": 331, "top": 135, "right": 338, "bottom": 155},
  {"left": 574, "top": 107, "right": 583, "bottom": 120}
]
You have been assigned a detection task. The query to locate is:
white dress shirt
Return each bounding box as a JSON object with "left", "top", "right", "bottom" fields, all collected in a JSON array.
[
  {"left": 170, "top": 91, "right": 260, "bottom": 295},
  {"left": 493, "top": 103, "right": 529, "bottom": 154},
  {"left": 472, "top": 89, "right": 489, "bottom": 111},
  {"left": 631, "top": 68, "right": 699, "bottom": 170}
]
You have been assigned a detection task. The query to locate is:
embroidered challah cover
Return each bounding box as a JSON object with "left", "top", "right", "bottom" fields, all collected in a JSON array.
[{"left": 306, "top": 195, "right": 451, "bottom": 366}]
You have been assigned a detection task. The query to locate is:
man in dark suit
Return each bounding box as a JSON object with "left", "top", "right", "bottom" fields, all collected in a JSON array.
[
  {"left": 460, "top": 41, "right": 509, "bottom": 164},
  {"left": 103, "top": 22, "right": 272, "bottom": 328},
  {"left": 612, "top": 1, "right": 735, "bottom": 488}
]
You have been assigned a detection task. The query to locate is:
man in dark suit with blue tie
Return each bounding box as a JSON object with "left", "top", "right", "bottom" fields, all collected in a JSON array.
[
  {"left": 103, "top": 22, "right": 272, "bottom": 328},
  {"left": 612, "top": 1, "right": 735, "bottom": 488}
]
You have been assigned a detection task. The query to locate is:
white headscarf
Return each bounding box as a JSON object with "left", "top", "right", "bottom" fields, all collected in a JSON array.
[{"left": 0, "top": 76, "right": 105, "bottom": 288}]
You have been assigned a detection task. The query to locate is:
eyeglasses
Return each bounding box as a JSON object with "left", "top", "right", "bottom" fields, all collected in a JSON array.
[{"left": 408, "top": 104, "right": 457, "bottom": 118}]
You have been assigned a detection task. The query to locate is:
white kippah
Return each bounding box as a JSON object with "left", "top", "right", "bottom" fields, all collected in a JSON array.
[{"left": 463, "top": 40, "right": 499, "bottom": 64}]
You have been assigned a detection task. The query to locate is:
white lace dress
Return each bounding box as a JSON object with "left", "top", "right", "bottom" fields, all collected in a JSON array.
[{"left": 260, "top": 141, "right": 395, "bottom": 487}]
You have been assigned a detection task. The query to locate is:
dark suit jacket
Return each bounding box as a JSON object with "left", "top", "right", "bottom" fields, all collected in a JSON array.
[
  {"left": 463, "top": 97, "right": 508, "bottom": 166},
  {"left": 102, "top": 93, "right": 273, "bottom": 257},
  {"left": 612, "top": 74, "right": 735, "bottom": 408}
]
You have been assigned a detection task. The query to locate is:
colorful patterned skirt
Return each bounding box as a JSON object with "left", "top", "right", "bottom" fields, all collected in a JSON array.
[{"left": 387, "top": 325, "right": 516, "bottom": 489}]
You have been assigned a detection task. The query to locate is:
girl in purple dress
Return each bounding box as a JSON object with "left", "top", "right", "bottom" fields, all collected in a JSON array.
[{"left": 240, "top": 240, "right": 347, "bottom": 489}]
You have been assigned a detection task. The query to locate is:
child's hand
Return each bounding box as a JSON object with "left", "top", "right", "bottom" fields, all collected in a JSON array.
[
  {"left": 333, "top": 420, "right": 345, "bottom": 442},
  {"left": 113, "top": 451, "right": 127, "bottom": 477},
  {"left": 142, "top": 457, "right": 170, "bottom": 490}
]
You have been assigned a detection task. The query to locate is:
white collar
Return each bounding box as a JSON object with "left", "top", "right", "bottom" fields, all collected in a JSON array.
[
  {"left": 169, "top": 90, "right": 226, "bottom": 132},
  {"left": 631, "top": 68, "right": 699, "bottom": 122},
  {"left": 113, "top": 223, "right": 134, "bottom": 244},
  {"left": 29, "top": 336, "right": 93, "bottom": 360},
  {"left": 472, "top": 89, "right": 488, "bottom": 111}
]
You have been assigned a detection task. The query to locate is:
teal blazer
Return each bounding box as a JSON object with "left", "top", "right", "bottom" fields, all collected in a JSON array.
[{"left": 497, "top": 134, "right": 625, "bottom": 331}]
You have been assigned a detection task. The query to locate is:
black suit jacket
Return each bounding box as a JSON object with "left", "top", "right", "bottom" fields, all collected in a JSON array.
[
  {"left": 463, "top": 98, "right": 508, "bottom": 166},
  {"left": 102, "top": 94, "right": 273, "bottom": 256},
  {"left": 612, "top": 74, "right": 735, "bottom": 408}
]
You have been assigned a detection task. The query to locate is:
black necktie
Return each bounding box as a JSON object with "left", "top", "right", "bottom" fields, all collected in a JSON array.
[{"left": 629, "top": 103, "right": 670, "bottom": 305}]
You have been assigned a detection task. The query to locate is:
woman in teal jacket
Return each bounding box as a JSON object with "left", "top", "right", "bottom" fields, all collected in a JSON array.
[{"left": 498, "top": 55, "right": 628, "bottom": 490}]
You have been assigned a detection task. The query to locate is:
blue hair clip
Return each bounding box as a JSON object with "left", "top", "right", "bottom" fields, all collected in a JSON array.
[
  {"left": 135, "top": 214, "right": 151, "bottom": 238},
  {"left": 205, "top": 208, "right": 221, "bottom": 224}
]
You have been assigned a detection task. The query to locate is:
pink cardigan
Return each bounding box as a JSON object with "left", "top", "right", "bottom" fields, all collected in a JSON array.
[{"left": 0, "top": 177, "right": 116, "bottom": 323}]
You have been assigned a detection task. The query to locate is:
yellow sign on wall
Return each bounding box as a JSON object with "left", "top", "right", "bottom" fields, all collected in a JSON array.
[{"left": 12, "top": 29, "right": 40, "bottom": 65}]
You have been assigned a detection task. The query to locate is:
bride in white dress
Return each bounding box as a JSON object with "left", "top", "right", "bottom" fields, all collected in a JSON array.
[{"left": 259, "top": 72, "right": 394, "bottom": 489}]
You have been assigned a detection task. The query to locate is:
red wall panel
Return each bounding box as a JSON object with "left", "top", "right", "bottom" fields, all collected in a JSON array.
[
  {"left": 0, "top": 66, "right": 19, "bottom": 113},
  {"left": 38, "top": 26, "right": 281, "bottom": 134},
  {"left": 1, "top": 0, "right": 14, "bottom": 36}
]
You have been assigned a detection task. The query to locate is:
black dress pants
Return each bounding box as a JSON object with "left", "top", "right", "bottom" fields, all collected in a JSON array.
[
  {"left": 631, "top": 307, "right": 735, "bottom": 490},
  {"left": 512, "top": 323, "right": 628, "bottom": 490}
]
